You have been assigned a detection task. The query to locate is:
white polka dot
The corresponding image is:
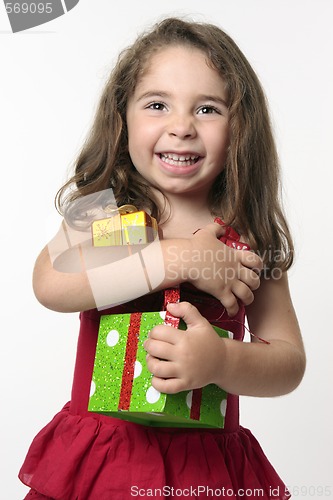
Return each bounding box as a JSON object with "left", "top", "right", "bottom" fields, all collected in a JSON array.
[
  {"left": 186, "top": 391, "right": 193, "bottom": 409},
  {"left": 90, "top": 380, "right": 96, "bottom": 397},
  {"left": 106, "top": 329, "right": 119, "bottom": 346},
  {"left": 220, "top": 398, "right": 227, "bottom": 417},
  {"left": 134, "top": 360, "right": 142, "bottom": 378},
  {"left": 159, "top": 311, "right": 166, "bottom": 320},
  {"left": 227, "top": 331, "right": 234, "bottom": 339},
  {"left": 146, "top": 386, "right": 161, "bottom": 403}
]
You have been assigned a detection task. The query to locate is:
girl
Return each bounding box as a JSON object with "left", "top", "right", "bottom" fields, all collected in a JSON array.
[{"left": 19, "top": 17, "right": 305, "bottom": 499}]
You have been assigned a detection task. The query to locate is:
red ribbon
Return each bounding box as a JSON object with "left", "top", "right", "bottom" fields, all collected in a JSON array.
[
  {"left": 118, "top": 312, "right": 142, "bottom": 411},
  {"left": 215, "top": 217, "right": 251, "bottom": 251},
  {"left": 163, "top": 287, "right": 202, "bottom": 421},
  {"left": 190, "top": 388, "right": 202, "bottom": 421},
  {"left": 163, "top": 288, "right": 181, "bottom": 328}
]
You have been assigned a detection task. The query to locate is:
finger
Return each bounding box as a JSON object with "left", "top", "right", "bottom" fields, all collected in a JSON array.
[
  {"left": 204, "top": 221, "right": 227, "bottom": 238},
  {"left": 218, "top": 291, "right": 239, "bottom": 317},
  {"left": 147, "top": 324, "right": 179, "bottom": 344},
  {"left": 151, "top": 375, "right": 184, "bottom": 395},
  {"left": 231, "top": 281, "right": 254, "bottom": 306},
  {"left": 239, "top": 250, "right": 263, "bottom": 273},
  {"left": 144, "top": 338, "right": 174, "bottom": 359},
  {"left": 239, "top": 267, "right": 261, "bottom": 291},
  {"left": 193, "top": 221, "right": 226, "bottom": 239},
  {"left": 146, "top": 356, "right": 178, "bottom": 379},
  {"left": 166, "top": 301, "right": 209, "bottom": 329}
]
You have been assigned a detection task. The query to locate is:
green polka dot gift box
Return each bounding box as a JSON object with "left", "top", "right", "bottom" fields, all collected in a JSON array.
[{"left": 88, "top": 290, "right": 230, "bottom": 428}]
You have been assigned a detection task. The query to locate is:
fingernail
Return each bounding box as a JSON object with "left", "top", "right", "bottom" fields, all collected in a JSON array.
[{"left": 214, "top": 217, "right": 225, "bottom": 225}]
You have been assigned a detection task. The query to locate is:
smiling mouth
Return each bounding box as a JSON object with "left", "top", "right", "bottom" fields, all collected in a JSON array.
[{"left": 159, "top": 153, "right": 200, "bottom": 166}]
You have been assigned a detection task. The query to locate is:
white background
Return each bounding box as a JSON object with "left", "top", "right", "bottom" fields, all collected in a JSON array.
[{"left": 1, "top": 0, "right": 332, "bottom": 498}]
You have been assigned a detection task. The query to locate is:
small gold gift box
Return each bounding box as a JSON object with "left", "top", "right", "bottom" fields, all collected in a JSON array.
[{"left": 91, "top": 205, "right": 158, "bottom": 247}]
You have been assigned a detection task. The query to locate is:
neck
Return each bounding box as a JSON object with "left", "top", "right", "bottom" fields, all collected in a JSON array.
[{"left": 155, "top": 191, "right": 215, "bottom": 239}]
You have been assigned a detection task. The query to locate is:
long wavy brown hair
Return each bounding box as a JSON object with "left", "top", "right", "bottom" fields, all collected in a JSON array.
[{"left": 56, "top": 17, "right": 294, "bottom": 272}]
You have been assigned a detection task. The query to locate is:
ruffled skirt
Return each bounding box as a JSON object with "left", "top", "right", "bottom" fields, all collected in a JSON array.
[{"left": 20, "top": 403, "right": 290, "bottom": 500}]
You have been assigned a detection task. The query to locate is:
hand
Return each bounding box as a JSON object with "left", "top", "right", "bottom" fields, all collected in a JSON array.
[
  {"left": 187, "top": 222, "right": 263, "bottom": 316},
  {"left": 144, "top": 301, "right": 227, "bottom": 394}
]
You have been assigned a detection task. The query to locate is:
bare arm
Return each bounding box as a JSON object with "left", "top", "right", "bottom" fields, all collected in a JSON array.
[
  {"left": 145, "top": 272, "right": 305, "bottom": 397},
  {"left": 217, "top": 272, "right": 305, "bottom": 396},
  {"left": 33, "top": 222, "right": 262, "bottom": 315}
]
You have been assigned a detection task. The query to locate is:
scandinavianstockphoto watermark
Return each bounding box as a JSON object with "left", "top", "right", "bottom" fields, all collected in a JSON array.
[
  {"left": 166, "top": 244, "right": 287, "bottom": 282},
  {"left": 3, "top": 0, "right": 80, "bottom": 33}
]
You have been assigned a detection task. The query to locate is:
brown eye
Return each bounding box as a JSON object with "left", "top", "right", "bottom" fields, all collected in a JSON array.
[
  {"left": 198, "top": 106, "right": 219, "bottom": 114},
  {"left": 147, "top": 102, "right": 166, "bottom": 111}
]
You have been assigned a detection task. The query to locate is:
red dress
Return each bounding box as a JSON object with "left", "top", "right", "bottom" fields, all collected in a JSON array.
[{"left": 19, "top": 285, "right": 291, "bottom": 500}]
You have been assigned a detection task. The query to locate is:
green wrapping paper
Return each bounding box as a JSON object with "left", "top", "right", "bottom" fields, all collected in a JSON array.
[{"left": 88, "top": 310, "right": 230, "bottom": 428}]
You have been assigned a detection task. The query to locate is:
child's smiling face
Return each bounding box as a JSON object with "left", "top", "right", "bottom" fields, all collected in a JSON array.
[{"left": 126, "top": 45, "right": 230, "bottom": 202}]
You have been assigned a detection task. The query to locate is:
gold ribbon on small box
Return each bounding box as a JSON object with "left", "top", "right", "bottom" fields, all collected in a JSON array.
[{"left": 91, "top": 205, "right": 158, "bottom": 247}]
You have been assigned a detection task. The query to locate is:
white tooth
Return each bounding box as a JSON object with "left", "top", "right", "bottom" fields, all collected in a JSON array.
[{"left": 161, "top": 153, "right": 199, "bottom": 164}]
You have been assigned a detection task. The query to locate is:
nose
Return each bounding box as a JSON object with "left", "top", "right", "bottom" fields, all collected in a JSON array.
[{"left": 167, "top": 112, "right": 197, "bottom": 139}]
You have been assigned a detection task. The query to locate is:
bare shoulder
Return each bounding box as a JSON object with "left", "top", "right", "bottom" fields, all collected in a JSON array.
[{"left": 246, "top": 272, "right": 303, "bottom": 347}]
